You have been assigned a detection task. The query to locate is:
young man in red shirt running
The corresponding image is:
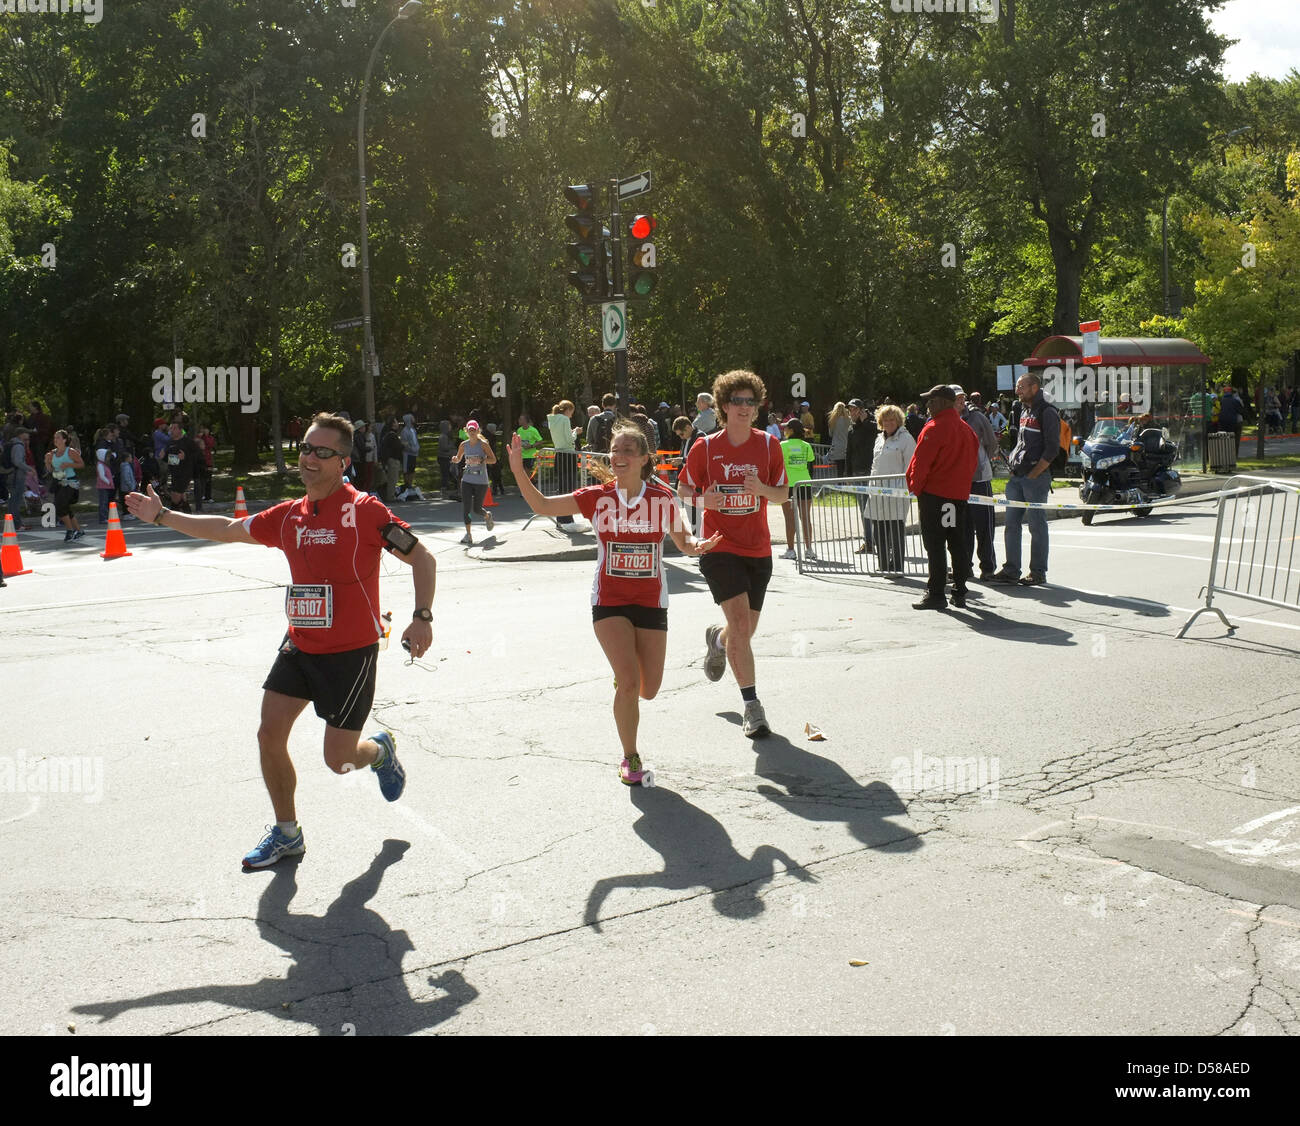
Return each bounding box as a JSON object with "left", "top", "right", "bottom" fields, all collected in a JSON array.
[
  {"left": 678, "top": 370, "right": 789, "bottom": 738},
  {"left": 126, "top": 412, "right": 436, "bottom": 869}
]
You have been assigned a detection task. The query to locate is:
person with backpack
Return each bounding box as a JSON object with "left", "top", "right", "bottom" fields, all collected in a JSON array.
[
  {"left": 4, "top": 426, "right": 31, "bottom": 531},
  {"left": 987, "top": 372, "right": 1059, "bottom": 588},
  {"left": 586, "top": 393, "right": 617, "bottom": 454}
]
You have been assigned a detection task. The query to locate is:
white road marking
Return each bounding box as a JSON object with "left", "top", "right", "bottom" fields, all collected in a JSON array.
[
  {"left": 1169, "top": 606, "right": 1300, "bottom": 633},
  {"left": 0, "top": 796, "right": 41, "bottom": 824},
  {"left": 1225, "top": 909, "right": 1300, "bottom": 930},
  {"left": 1229, "top": 806, "right": 1300, "bottom": 836}
]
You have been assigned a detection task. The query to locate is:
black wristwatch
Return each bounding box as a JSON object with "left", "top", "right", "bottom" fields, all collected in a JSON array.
[{"left": 412, "top": 608, "right": 433, "bottom": 622}]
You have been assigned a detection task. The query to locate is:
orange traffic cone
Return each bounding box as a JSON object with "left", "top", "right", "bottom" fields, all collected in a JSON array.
[
  {"left": 483, "top": 485, "right": 498, "bottom": 507},
  {"left": 233, "top": 485, "right": 249, "bottom": 519},
  {"left": 1, "top": 514, "right": 31, "bottom": 577},
  {"left": 100, "top": 502, "right": 132, "bottom": 560}
]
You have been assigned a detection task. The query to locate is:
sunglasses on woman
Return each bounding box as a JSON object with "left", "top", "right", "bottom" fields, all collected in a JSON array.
[{"left": 299, "top": 442, "right": 347, "bottom": 459}]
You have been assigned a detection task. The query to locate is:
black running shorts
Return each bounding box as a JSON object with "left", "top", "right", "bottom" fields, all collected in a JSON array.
[
  {"left": 698, "top": 551, "right": 773, "bottom": 611},
  {"left": 263, "top": 639, "right": 379, "bottom": 732},
  {"left": 592, "top": 604, "right": 668, "bottom": 631}
]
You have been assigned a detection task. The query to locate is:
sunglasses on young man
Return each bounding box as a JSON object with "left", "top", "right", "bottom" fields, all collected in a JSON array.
[{"left": 299, "top": 442, "right": 348, "bottom": 460}]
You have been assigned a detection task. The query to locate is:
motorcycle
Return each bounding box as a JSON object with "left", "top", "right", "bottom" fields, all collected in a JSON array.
[{"left": 1077, "top": 418, "right": 1181, "bottom": 526}]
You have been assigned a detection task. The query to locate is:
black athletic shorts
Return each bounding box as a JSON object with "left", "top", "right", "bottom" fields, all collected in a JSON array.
[
  {"left": 592, "top": 604, "right": 668, "bottom": 631},
  {"left": 263, "top": 638, "right": 379, "bottom": 732},
  {"left": 698, "top": 551, "right": 773, "bottom": 611}
]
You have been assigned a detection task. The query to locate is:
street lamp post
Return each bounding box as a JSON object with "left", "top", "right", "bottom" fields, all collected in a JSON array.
[{"left": 357, "top": 1, "right": 422, "bottom": 423}]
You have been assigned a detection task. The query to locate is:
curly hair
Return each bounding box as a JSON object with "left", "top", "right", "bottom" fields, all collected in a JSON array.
[{"left": 712, "top": 369, "right": 767, "bottom": 424}]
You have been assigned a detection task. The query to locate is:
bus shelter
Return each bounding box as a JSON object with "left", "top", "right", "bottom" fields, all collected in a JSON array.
[{"left": 1022, "top": 336, "right": 1213, "bottom": 471}]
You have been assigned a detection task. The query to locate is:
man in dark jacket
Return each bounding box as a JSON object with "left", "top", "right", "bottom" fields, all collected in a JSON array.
[
  {"left": 906, "top": 384, "right": 978, "bottom": 610},
  {"left": 847, "top": 398, "right": 878, "bottom": 554},
  {"left": 1217, "top": 386, "right": 1244, "bottom": 458},
  {"left": 988, "top": 373, "right": 1060, "bottom": 587}
]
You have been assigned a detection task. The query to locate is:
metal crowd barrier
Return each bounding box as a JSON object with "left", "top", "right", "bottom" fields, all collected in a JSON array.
[
  {"left": 793, "top": 474, "right": 926, "bottom": 577},
  {"left": 810, "top": 442, "right": 836, "bottom": 480},
  {"left": 1177, "top": 475, "right": 1300, "bottom": 637},
  {"left": 524, "top": 447, "right": 613, "bottom": 496}
]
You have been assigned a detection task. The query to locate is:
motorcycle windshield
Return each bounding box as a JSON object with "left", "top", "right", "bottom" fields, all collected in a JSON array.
[{"left": 1086, "top": 418, "right": 1133, "bottom": 444}]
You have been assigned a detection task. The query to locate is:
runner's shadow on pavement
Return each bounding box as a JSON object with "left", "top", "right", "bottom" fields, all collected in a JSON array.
[
  {"left": 71, "top": 839, "right": 476, "bottom": 1035},
  {"left": 729, "top": 727, "right": 925, "bottom": 853},
  {"left": 584, "top": 787, "right": 816, "bottom": 933}
]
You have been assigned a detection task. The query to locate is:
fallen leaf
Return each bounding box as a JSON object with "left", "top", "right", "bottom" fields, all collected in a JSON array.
[
  {"left": 849, "top": 960, "right": 869, "bottom": 967},
  {"left": 804, "top": 722, "right": 826, "bottom": 741}
]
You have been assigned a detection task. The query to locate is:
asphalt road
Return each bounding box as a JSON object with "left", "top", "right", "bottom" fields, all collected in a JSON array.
[{"left": 1, "top": 485, "right": 1298, "bottom": 1036}]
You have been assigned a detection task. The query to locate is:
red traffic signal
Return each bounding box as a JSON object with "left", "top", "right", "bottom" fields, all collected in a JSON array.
[{"left": 628, "top": 214, "right": 657, "bottom": 240}]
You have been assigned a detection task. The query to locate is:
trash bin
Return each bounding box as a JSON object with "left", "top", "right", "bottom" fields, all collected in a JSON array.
[{"left": 1208, "top": 431, "right": 1235, "bottom": 473}]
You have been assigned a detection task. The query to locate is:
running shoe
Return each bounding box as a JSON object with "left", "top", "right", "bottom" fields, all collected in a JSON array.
[
  {"left": 242, "top": 824, "right": 305, "bottom": 869},
  {"left": 485, "top": 511, "right": 495, "bottom": 531},
  {"left": 703, "top": 624, "right": 727, "bottom": 682},
  {"left": 63, "top": 529, "right": 74, "bottom": 542},
  {"left": 369, "top": 730, "right": 406, "bottom": 801},
  {"left": 460, "top": 533, "right": 472, "bottom": 545},
  {"left": 742, "top": 700, "right": 770, "bottom": 739},
  {"left": 619, "top": 753, "right": 646, "bottom": 785},
  {"left": 805, "top": 548, "right": 818, "bottom": 560},
  {"left": 72, "top": 529, "right": 85, "bottom": 541},
  {"left": 779, "top": 547, "right": 796, "bottom": 559}
]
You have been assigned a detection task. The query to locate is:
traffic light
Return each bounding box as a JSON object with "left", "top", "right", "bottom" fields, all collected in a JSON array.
[
  {"left": 564, "top": 185, "right": 607, "bottom": 301},
  {"left": 626, "top": 213, "right": 657, "bottom": 298}
]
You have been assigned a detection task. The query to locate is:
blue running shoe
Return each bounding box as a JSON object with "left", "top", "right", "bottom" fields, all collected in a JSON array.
[
  {"left": 369, "top": 730, "right": 405, "bottom": 802},
  {"left": 242, "top": 824, "right": 305, "bottom": 869}
]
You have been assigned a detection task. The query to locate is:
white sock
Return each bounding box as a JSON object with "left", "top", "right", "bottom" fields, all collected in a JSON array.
[
  {"left": 712, "top": 629, "right": 726, "bottom": 651},
  {"left": 276, "top": 819, "right": 299, "bottom": 837}
]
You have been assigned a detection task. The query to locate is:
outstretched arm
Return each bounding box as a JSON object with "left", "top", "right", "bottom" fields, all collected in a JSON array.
[
  {"left": 125, "top": 484, "right": 257, "bottom": 544},
  {"left": 506, "top": 436, "right": 581, "bottom": 517}
]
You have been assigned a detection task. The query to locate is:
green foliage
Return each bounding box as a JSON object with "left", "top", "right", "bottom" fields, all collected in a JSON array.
[{"left": 0, "top": 0, "right": 1294, "bottom": 437}]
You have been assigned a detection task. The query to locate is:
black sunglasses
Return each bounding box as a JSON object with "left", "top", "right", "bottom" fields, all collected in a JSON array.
[
  {"left": 729, "top": 396, "right": 758, "bottom": 407},
  {"left": 299, "top": 442, "right": 347, "bottom": 460}
]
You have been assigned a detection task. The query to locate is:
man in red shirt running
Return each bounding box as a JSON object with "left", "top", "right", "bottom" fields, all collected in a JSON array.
[
  {"left": 678, "top": 369, "right": 789, "bottom": 738},
  {"left": 126, "top": 412, "right": 436, "bottom": 869}
]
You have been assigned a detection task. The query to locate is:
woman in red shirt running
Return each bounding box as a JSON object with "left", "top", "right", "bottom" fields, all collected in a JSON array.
[{"left": 508, "top": 421, "right": 720, "bottom": 784}]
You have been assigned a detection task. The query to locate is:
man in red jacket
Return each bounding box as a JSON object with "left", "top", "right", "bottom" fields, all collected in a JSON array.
[{"left": 906, "top": 384, "right": 979, "bottom": 611}]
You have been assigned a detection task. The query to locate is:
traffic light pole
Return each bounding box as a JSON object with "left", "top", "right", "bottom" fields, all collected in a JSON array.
[{"left": 609, "top": 178, "right": 628, "bottom": 419}]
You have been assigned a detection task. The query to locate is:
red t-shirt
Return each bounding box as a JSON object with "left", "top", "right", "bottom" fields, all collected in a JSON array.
[
  {"left": 574, "top": 478, "right": 681, "bottom": 607},
  {"left": 681, "top": 428, "right": 787, "bottom": 558},
  {"left": 245, "top": 483, "right": 410, "bottom": 654}
]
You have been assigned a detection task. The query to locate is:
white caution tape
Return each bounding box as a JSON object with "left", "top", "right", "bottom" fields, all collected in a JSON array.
[{"left": 826, "top": 482, "right": 1283, "bottom": 512}]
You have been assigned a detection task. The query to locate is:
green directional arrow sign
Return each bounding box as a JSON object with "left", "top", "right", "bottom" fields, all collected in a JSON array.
[{"left": 601, "top": 301, "right": 627, "bottom": 352}]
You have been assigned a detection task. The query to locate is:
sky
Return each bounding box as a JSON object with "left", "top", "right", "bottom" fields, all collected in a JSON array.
[{"left": 1210, "top": 0, "right": 1300, "bottom": 83}]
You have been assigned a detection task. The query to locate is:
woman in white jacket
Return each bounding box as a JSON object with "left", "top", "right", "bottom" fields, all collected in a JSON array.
[{"left": 869, "top": 404, "right": 916, "bottom": 573}]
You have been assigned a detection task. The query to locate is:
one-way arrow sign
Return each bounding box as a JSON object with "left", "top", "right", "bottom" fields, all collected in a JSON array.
[{"left": 618, "top": 171, "right": 652, "bottom": 199}]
